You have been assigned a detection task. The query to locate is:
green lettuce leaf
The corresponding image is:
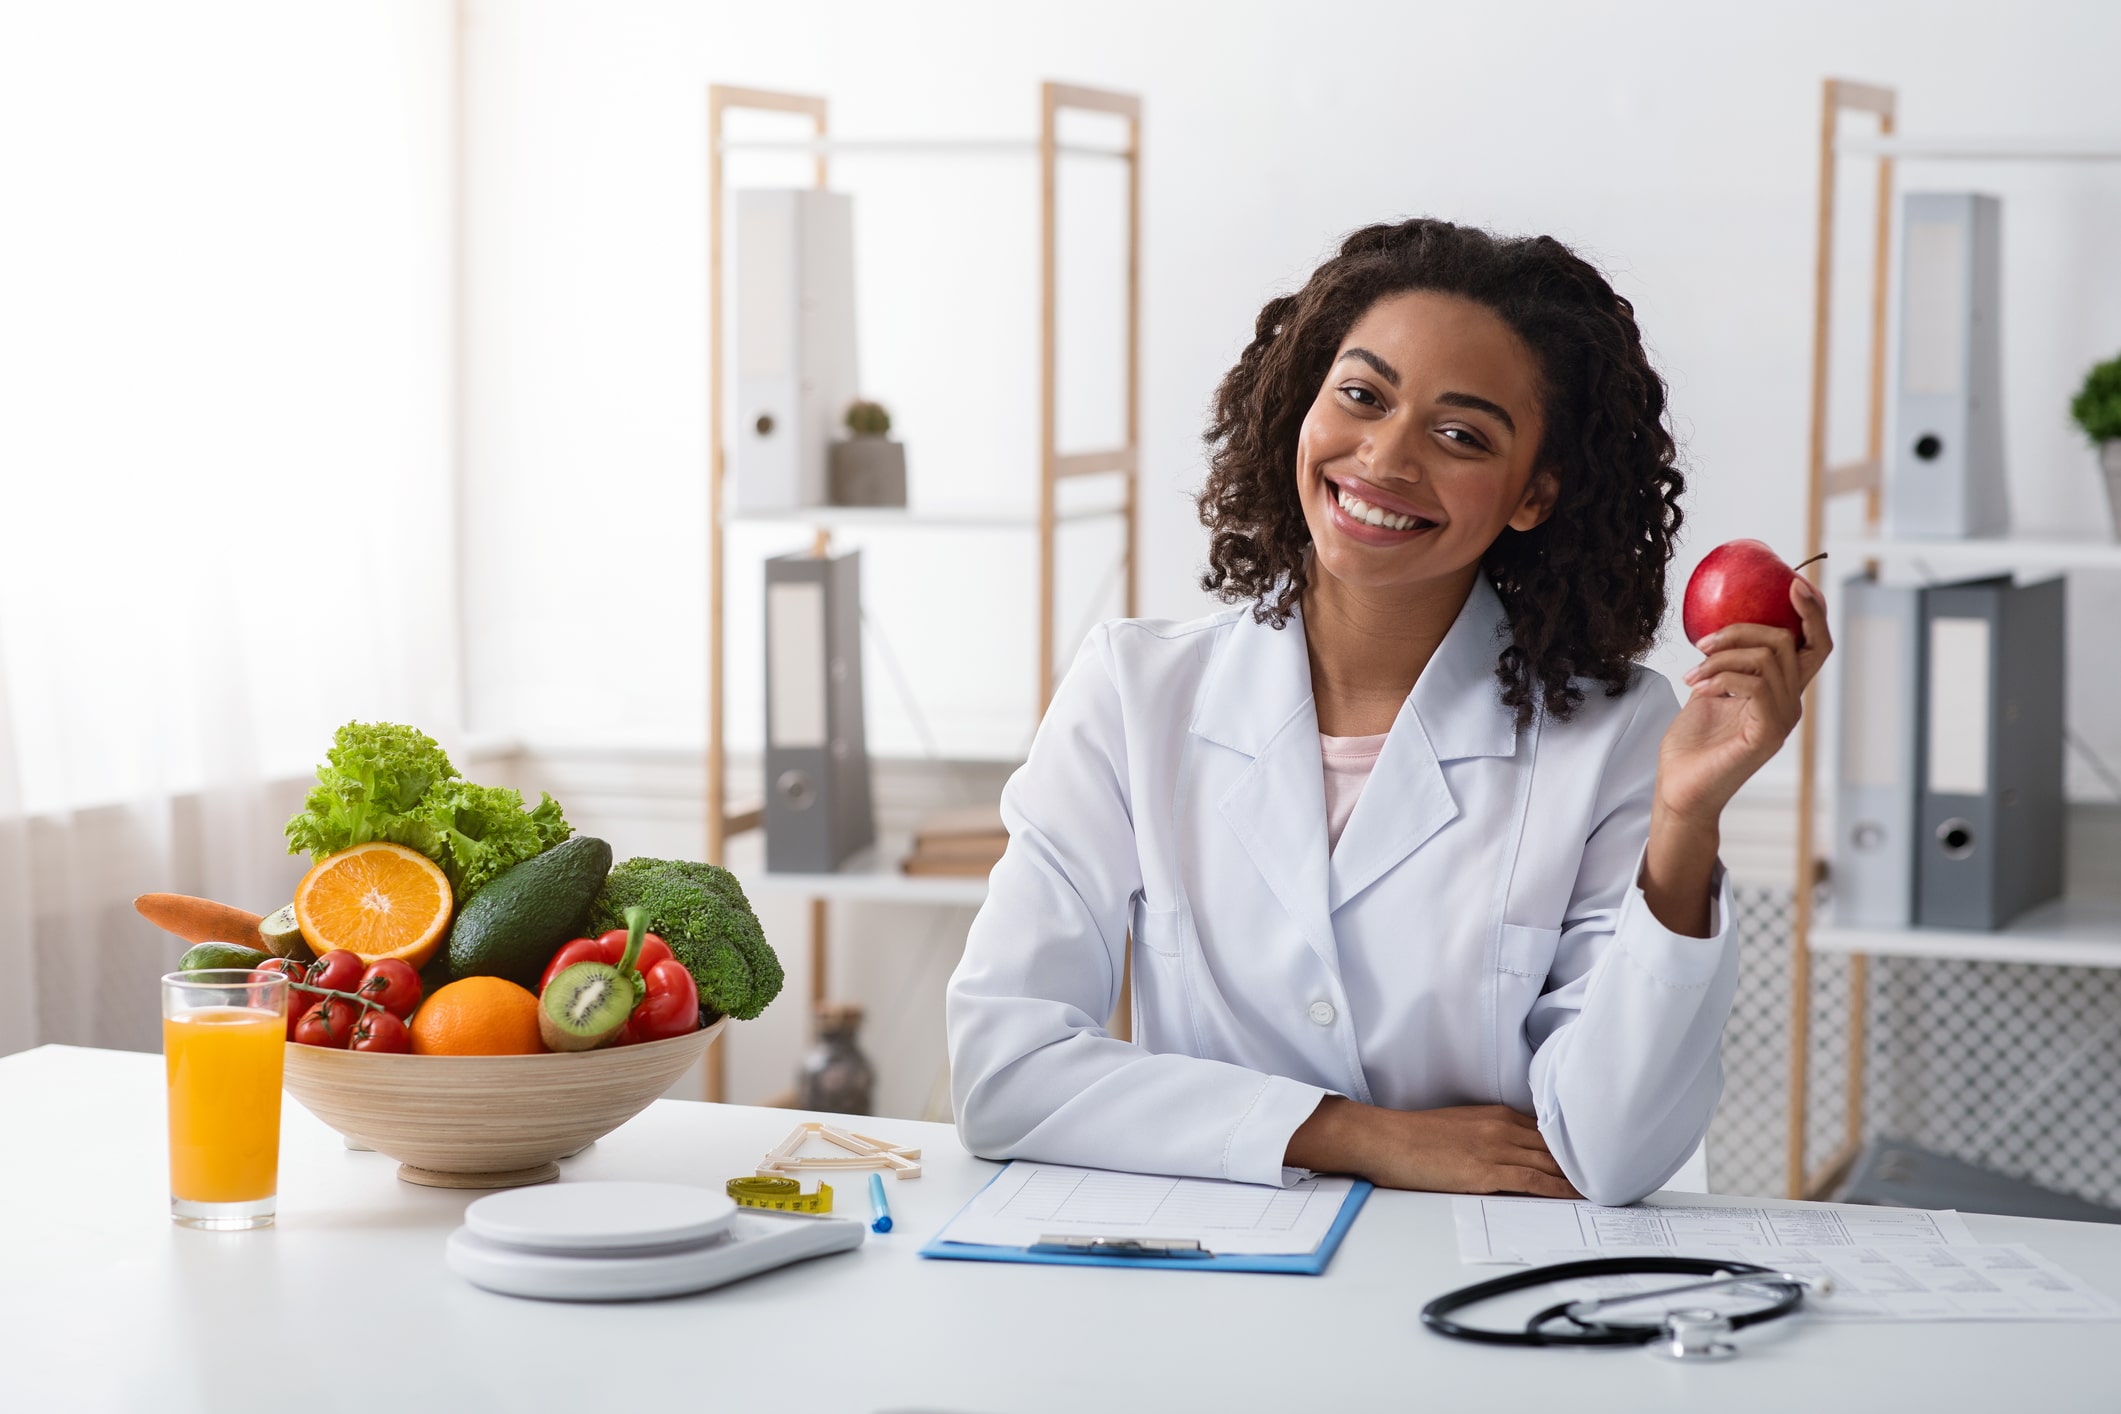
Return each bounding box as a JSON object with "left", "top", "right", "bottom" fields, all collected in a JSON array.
[
  {"left": 412, "top": 781, "right": 575, "bottom": 903},
  {"left": 283, "top": 722, "right": 459, "bottom": 860},
  {"left": 284, "top": 722, "right": 572, "bottom": 905}
]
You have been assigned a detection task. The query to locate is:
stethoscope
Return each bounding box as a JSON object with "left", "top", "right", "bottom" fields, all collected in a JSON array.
[{"left": 1421, "top": 1256, "right": 1831, "bottom": 1361}]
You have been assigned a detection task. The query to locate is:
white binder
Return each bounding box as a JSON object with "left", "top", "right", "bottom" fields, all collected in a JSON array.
[
  {"left": 1885, "top": 192, "right": 2008, "bottom": 540},
  {"left": 734, "top": 189, "right": 858, "bottom": 512},
  {"left": 1833, "top": 575, "right": 1921, "bottom": 927}
]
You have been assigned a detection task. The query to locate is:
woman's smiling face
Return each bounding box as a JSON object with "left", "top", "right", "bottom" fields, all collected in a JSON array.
[{"left": 1296, "top": 289, "right": 1559, "bottom": 598}]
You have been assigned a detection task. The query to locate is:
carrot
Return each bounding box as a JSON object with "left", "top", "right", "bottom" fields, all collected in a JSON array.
[{"left": 134, "top": 894, "right": 266, "bottom": 949}]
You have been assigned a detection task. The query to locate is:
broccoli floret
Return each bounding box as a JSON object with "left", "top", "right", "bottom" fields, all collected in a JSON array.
[{"left": 586, "top": 858, "right": 784, "bottom": 1021}]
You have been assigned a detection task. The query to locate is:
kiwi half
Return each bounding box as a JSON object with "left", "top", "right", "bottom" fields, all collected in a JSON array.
[
  {"left": 539, "top": 961, "right": 635, "bottom": 1052},
  {"left": 259, "top": 903, "right": 311, "bottom": 961}
]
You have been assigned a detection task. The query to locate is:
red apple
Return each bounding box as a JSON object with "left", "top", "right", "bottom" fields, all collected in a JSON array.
[{"left": 1682, "top": 539, "right": 1812, "bottom": 646}]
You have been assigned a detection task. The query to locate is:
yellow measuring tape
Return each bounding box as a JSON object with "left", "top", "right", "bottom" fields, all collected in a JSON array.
[{"left": 726, "top": 1176, "right": 834, "bottom": 1214}]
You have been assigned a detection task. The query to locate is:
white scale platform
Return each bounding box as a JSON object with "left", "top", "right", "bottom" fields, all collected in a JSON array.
[{"left": 446, "top": 1180, "right": 865, "bottom": 1301}]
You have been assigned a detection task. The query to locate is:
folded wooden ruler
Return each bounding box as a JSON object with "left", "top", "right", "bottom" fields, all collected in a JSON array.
[{"left": 757, "top": 1121, "right": 923, "bottom": 1180}]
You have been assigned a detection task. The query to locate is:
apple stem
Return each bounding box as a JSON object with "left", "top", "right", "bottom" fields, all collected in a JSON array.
[{"left": 1792, "top": 552, "right": 1828, "bottom": 574}]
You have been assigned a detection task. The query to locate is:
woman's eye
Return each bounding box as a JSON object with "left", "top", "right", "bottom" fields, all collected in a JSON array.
[
  {"left": 1339, "top": 384, "right": 1380, "bottom": 407},
  {"left": 1439, "top": 427, "right": 1487, "bottom": 450}
]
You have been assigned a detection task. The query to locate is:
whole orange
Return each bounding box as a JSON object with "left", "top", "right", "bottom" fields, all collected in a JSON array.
[{"left": 409, "top": 977, "right": 545, "bottom": 1056}]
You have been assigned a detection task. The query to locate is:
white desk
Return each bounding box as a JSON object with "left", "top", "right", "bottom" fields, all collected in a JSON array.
[{"left": 6, "top": 1044, "right": 2119, "bottom": 1413}]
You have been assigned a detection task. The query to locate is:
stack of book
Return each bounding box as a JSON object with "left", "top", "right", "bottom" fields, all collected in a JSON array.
[{"left": 901, "top": 804, "right": 1008, "bottom": 878}]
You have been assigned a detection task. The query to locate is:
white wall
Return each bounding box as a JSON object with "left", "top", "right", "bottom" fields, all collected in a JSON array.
[
  {"left": 455, "top": 0, "right": 2121, "bottom": 1112},
  {"left": 461, "top": 0, "right": 2121, "bottom": 796}
]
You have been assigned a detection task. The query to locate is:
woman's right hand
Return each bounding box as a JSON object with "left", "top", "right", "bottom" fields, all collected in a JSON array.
[{"left": 1286, "top": 1096, "right": 1582, "bottom": 1198}]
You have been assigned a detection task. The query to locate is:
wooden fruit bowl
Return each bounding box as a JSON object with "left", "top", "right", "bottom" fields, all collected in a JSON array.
[{"left": 282, "top": 1020, "right": 724, "bottom": 1189}]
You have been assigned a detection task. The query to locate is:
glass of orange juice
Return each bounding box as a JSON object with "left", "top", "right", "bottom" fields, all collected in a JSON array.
[{"left": 162, "top": 968, "right": 289, "bottom": 1229}]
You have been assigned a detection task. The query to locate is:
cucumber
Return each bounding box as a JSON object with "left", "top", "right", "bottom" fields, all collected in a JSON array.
[
  {"left": 447, "top": 835, "right": 613, "bottom": 989},
  {"left": 179, "top": 942, "right": 271, "bottom": 972}
]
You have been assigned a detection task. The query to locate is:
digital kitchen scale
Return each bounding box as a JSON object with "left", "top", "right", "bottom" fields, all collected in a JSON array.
[{"left": 445, "top": 1180, "right": 865, "bottom": 1301}]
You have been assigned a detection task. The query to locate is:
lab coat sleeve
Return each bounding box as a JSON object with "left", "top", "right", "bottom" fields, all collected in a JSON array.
[
  {"left": 1524, "top": 673, "right": 1740, "bottom": 1207},
  {"left": 947, "top": 626, "right": 1329, "bottom": 1187}
]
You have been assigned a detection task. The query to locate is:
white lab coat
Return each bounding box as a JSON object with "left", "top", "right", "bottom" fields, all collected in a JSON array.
[{"left": 945, "top": 575, "right": 1739, "bottom": 1206}]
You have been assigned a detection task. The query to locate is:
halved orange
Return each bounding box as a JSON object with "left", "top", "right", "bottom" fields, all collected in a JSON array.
[{"left": 295, "top": 841, "right": 453, "bottom": 969}]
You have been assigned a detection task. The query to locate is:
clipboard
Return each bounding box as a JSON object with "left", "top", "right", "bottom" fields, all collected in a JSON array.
[{"left": 919, "top": 1164, "right": 1373, "bottom": 1275}]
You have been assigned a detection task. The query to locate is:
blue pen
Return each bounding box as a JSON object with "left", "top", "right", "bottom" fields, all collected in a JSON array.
[{"left": 868, "top": 1171, "right": 893, "bottom": 1233}]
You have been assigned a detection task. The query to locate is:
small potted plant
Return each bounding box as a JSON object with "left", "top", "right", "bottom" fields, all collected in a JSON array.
[
  {"left": 828, "top": 399, "right": 907, "bottom": 507},
  {"left": 2071, "top": 352, "right": 2121, "bottom": 539}
]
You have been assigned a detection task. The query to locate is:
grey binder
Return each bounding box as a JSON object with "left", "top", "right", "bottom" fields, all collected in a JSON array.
[
  {"left": 1885, "top": 192, "right": 2009, "bottom": 539},
  {"left": 1834, "top": 575, "right": 1921, "bottom": 927},
  {"left": 764, "top": 551, "right": 876, "bottom": 873},
  {"left": 1914, "top": 575, "right": 2065, "bottom": 930}
]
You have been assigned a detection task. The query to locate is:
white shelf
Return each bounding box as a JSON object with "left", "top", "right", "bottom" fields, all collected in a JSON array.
[
  {"left": 744, "top": 836, "right": 990, "bottom": 908},
  {"left": 1836, "top": 135, "right": 2121, "bottom": 162},
  {"left": 721, "top": 502, "right": 1123, "bottom": 531},
  {"left": 1810, "top": 895, "right": 2121, "bottom": 969},
  {"left": 718, "top": 137, "right": 1130, "bottom": 160},
  {"left": 1825, "top": 532, "right": 2121, "bottom": 575}
]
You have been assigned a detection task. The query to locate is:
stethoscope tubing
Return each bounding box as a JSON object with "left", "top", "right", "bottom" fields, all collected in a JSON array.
[{"left": 1421, "top": 1256, "right": 1808, "bottom": 1348}]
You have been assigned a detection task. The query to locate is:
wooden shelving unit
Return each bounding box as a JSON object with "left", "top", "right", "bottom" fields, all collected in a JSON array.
[
  {"left": 1786, "top": 78, "right": 2121, "bottom": 1197},
  {"left": 1809, "top": 896, "right": 2121, "bottom": 971},
  {"left": 699, "top": 82, "right": 1142, "bottom": 1101},
  {"left": 745, "top": 835, "right": 992, "bottom": 911},
  {"left": 1822, "top": 533, "right": 2121, "bottom": 576}
]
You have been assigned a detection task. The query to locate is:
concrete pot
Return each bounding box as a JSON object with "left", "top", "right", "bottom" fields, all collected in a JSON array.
[
  {"left": 2104, "top": 440, "right": 2121, "bottom": 541},
  {"left": 828, "top": 435, "right": 906, "bottom": 507}
]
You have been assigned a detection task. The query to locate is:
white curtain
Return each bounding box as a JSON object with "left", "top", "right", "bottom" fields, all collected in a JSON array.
[{"left": 0, "top": 1, "right": 461, "bottom": 1054}]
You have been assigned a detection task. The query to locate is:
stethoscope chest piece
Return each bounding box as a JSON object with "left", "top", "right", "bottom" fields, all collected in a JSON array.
[{"left": 1646, "top": 1308, "right": 1739, "bottom": 1363}]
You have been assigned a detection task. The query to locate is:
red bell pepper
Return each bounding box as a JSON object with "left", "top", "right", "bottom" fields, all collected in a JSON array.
[
  {"left": 538, "top": 911, "right": 696, "bottom": 1045},
  {"left": 619, "top": 955, "right": 699, "bottom": 1044},
  {"left": 540, "top": 927, "right": 675, "bottom": 993}
]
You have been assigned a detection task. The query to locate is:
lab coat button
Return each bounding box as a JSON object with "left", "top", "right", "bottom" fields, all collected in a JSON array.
[{"left": 1308, "top": 1000, "right": 1336, "bottom": 1026}]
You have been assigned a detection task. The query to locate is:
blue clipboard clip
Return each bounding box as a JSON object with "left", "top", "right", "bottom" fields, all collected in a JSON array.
[{"left": 1027, "top": 1235, "right": 1214, "bottom": 1259}]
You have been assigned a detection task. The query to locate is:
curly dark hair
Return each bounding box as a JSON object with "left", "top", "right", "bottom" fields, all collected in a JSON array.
[{"left": 1198, "top": 218, "right": 1685, "bottom": 725}]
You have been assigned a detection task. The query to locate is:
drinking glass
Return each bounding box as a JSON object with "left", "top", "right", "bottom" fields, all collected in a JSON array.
[{"left": 162, "top": 968, "right": 287, "bottom": 1229}]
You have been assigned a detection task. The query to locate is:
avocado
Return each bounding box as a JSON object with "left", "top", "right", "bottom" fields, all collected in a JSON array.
[
  {"left": 446, "top": 835, "right": 613, "bottom": 988},
  {"left": 178, "top": 942, "right": 271, "bottom": 972}
]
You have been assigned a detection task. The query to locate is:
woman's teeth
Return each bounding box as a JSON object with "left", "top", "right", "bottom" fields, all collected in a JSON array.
[{"left": 1334, "top": 485, "right": 1428, "bottom": 532}]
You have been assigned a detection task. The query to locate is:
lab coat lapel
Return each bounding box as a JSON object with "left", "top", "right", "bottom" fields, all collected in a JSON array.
[
  {"left": 1193, "top": 606, "right": 1339, "bottom": 972},
  {"left": 1328, "top": 576, "right": 1519, "bottom": 911}
]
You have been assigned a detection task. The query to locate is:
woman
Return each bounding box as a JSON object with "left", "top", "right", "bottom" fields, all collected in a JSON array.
[{"left": 945, "top": 219, "right": 1829, "bottom": 1206}]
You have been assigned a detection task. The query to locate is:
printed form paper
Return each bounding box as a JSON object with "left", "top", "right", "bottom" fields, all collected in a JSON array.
[
  {"left": 1453, "top": 1195, "right": 1976, "bottom": 1263},
  {"left": 935, "top": 1162, "right": 1354, "bottom": 1256},
  {"left": 1516, "top": 1244, "right": 2121, "bottom": 1323}
]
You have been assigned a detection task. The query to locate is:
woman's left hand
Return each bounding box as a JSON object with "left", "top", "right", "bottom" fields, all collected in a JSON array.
[{"left": 1658, "top": 575, "right": 1834, "bottom": 823}]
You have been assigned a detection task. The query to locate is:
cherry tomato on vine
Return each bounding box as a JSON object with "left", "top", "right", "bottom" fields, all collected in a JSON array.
[
  {"left": 293, "top": 995, "right": 361, "bottom": 1048},
  {"left": 253, "top": 958, "right": 313, "bottom": 1039},
  {"left": 348, "top": 1009, "right": 411, "bottom": 1054},
  {"left": 306, "top": 950, "right": 366, "bottom": 995},
  {"left": 356, "top": 959, "right": 422, "bottom": 1020}
]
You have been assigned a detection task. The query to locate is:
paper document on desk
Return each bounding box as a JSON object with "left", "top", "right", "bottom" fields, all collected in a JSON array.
[
  {"left": 1518, "top": 1243, "right": 2121, "bottom": 1322},
  {"left": 937, "top": 1162, "right": 1355, "bottom": 1256},
  {"left": 1454, "top": 1195, "right": 1975, "bottom": 1263}
]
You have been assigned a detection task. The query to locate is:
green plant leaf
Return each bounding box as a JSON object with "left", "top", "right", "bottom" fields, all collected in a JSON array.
[{"left": 2072, "top": 352, "right": 2121, "bottom": 443}]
